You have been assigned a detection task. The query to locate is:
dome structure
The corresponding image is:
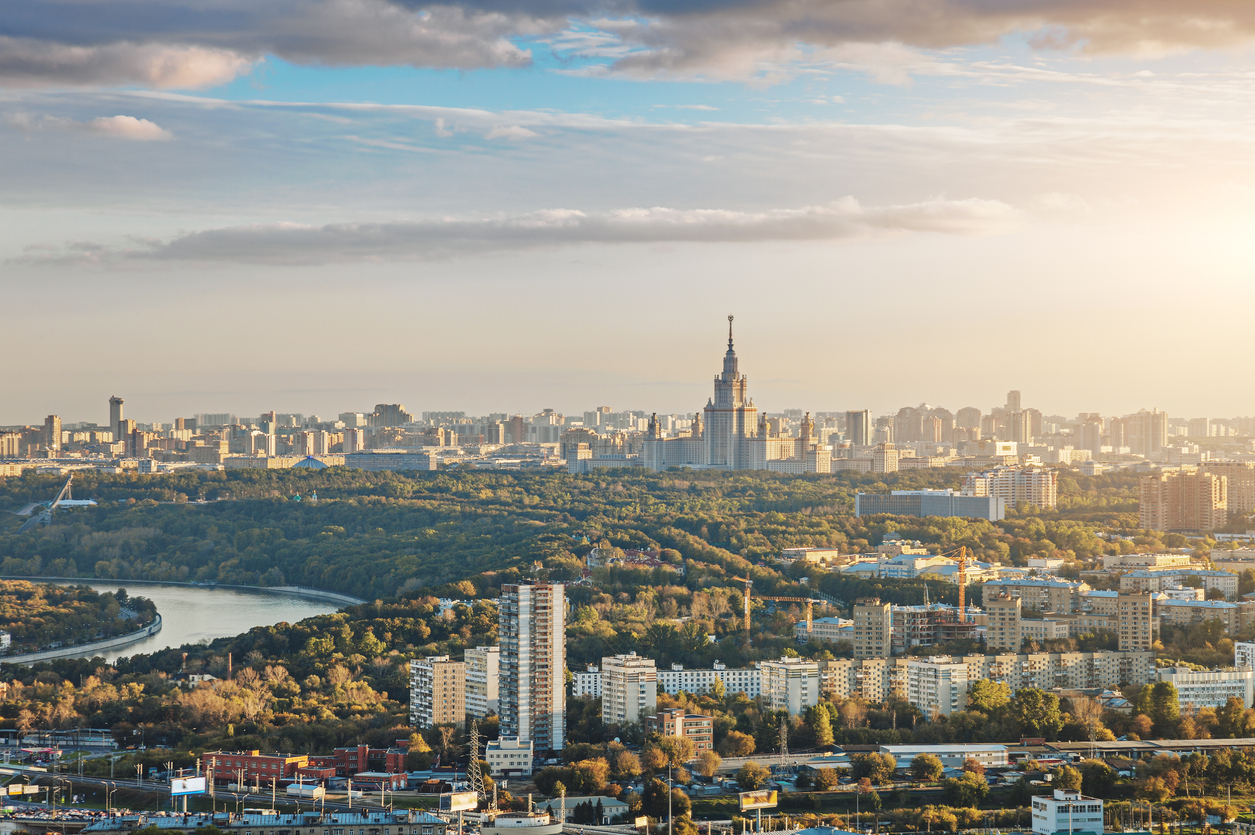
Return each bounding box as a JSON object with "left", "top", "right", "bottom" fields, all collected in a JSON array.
[{"left": 293, "top": 456, "right": 328, "bottom": 470}]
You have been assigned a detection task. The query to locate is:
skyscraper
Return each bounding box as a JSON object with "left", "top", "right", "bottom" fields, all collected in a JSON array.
[
  {"left": 845, "top": 410, "right": 870, "bottom": 446},
  {"left": 1140, "top": 470, "right": 1227, "bottom": 532},
  {"left": 499, "top": 582, "right": 566, "bottom": 752},
  {"left": 109, "top": 396, "right": 124, "bottom": 440},
  {"left": 1006, "top": 390, "right": 1022, "bottom": 412},
  {"left": 44, "top": 415, "right": 61, "bottom": 452}
]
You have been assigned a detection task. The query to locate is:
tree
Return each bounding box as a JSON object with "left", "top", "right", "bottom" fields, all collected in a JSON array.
[
  {"left": 839, "top": 700, "right": 868, "bottom": 729},
  {"left": 1150, "top": 682, "right": 1180, "bottom": 734},
  {"left": 718, "top": 731, "right": 755, "bottom": 757},
  {"left": 1053, "top": 765, "right": 1082, "bottom": 792},
  {"left": 1136, "top": 776, "right": 1171, "bottom": 803},
  {"left": 962, "top": 758, "right": 985, "bottom": 778},
  {"left": 850, "top": 752, "right": 897, "bottom": 785},
  {"left": 808, "top": 704, "right": 834, "bottom": 747},
  {"left": 968, "top": 680, "right": 1012, "bottom": 714},
  {"left": 911, "top": 753, "right": 944, "bottom": 782},
  {"left": 613, "top": 750, "right": 642, "bottom": 781},
  {"left": 1008, "top": 688, "right": 1065, "bottom": 740},
  {"left": 656, "top": 736, "right": 696, "bottom": 766},
  {"left": 641, "top": 746, "right": 669, "bottom": 774},
  {"left": 1080, "top": 761, "right": 1116, "bottom": 798},
  {"left": 1069, "top": 695, "right": 1106, "bottom": 744},
  {"left": 736, "top": 762, "right": 771, "bottom": 790},
  {"left": 641, "top": 779, "right": 689, "bottom": 819},
  {"left": 1215, "top": 697, "right": 1246, "bottom": 738},
  {"left": 943, "top": 772, "right": 989, "bottom": 806},
  {"left": 812, "top": 768, "right": 843, "bottom": 791},
  {"left": 695, "top": 750, "right": 722, "bottom": 779}
]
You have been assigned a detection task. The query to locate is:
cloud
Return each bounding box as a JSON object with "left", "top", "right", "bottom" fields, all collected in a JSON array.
[
  {"left": 8, "top": 0, "right": 1255, "bottom": 88},
  {"left": 4, "top": 112, "right": 173, "bottom": 140},
  {"left": 485, "top": 124, "right": 540, "bottom": 140},
  {"left": 16, "top": 198, "right": 1021, "bottom": 266}
]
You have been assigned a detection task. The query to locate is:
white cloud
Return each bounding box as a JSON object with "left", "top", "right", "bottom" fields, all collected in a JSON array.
[
  {"left": 0, "top": 37, "right": 252, "bottom": 89},
  {"left": 4, "top": 112, "right": 172, "bottom": 140},
  {"left": 16, "top": 198, "right": 1022, "bottom": 266},
  {"left": 485, "top": 124, "right": 540, "bottom": 140}
]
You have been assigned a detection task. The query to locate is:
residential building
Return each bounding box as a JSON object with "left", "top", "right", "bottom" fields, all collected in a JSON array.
[
  {"left": 465, "top": 645, "right": 500, "bottom": 718},
  {"left": 846, "top": 410, "right": 870, "bottom": 447},
  {"left": 44, "top": 415, "right": 62, "bottom": 452},
  {"left": 1101, "top": 553, "right": 1194, "bottom": 570},
  {"left": 879, "top": 744, "right": 1008, "bottom": 769},
  {"left": 409, "top": 655, "right": 466, "bottom": 728},
  {"left": 1157, "top": 666, "right": 1254, "bottom": 709},
  {"left": 1032, "top": 789, "right": 1104, "bottom": 835},
  {"left": 1203, "top": 461, "right": 1255, "bottom": 516},
  {"left": 601, "top": 653, "right": 658, "bottom": 725},
  {"left": 760, "top": 656, "right": 820, "bottom": 715},
  {"left": 980, "top": 578, "right": 1090, "bottom": 614},
  {"left": 871, "top": 443, "right": 900, "bottom": 473},
  {"left": 644, "top": 708, "right": 715, "bottom": 752},
  {"left": 307, "top": 743, "right": 407, "bottom": 777},
  {"left": 962, "top": 466, "right": 1059, "bottom": 510},
  {"left": 1235, "top": 642, "right": 1255, "bottom": 670},
  {"left": 855, "top": 489, "right": 1005, "bottom": 521},
  {"left": 499, "top": 582, "right": 566, "bottom": 753},
  {"left": 1156, "top": 599, "right": 1238, "bottom": 634},
  {"left": 484, "top": 737, "right": 534, "bottom": 778},
  {"left": 1117, "top": 591, "right": 1155, "bottom": 652},
  {"left": 1140, "top": 470, "right": 1228, "bottom": 532},
  {"left": 853, "top": 599, "right": 893, "bottom": 658},
  {"left": 985, "top": 594, "right": 1022, "bottom": 652},
  {"left": 571, "top": 664, "right": 602, "bottom": 698},
  {"left": 1119, "top": 567, "right": 1237, "bottom": 599},
  {"left": 795, "top": 616, "right": 851, "bottom": 644},
  {"left": 906, "top": 658, "right": 969, "bottom": 717},
  {"left": 656, "top": 661, "right": 762, "bottom": 697},
  {"left": 109, "top": 396, "right": 124, "bottom": 440}
]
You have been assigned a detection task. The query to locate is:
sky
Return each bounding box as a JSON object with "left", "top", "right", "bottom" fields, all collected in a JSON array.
[{"left": 4, "top": 0, "right": 1255, "bottom": 426}]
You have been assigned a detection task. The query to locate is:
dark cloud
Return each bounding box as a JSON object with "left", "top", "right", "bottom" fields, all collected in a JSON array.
[
  {"left": 15, "top": 199, "right": 1020, "bottom": 266},
  {"left": 4, "top": 0, "right": 1255, "bottom": 88}
]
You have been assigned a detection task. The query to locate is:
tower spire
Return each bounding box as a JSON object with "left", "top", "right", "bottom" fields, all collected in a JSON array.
[{"left": 728, "top": 314, "right": 734, "bottom": 348}]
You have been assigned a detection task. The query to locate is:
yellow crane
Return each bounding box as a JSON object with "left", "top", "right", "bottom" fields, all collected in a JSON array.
[{"left": 732, "top": 576, "right": 823, "bottom": 636}]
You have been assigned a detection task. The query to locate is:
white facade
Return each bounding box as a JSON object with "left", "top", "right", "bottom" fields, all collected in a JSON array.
[
  {"left": 485, "top": 737, "right": 534, "bottom": 778},
  {"left": 499, "top": 583, "right": 565, "bottom": 752},
  {"left": 906, "top": 658, "right": 968, "bottom": 717},
  {"left": 656, "top": 662, "right": 762, "bottom": 698},
  {"left": 795, "top": 616, "right": 851, "bottom": 644},
  {"left": 1158, "top": 666, "right": 1255, "bottom": 708},
  {"left": 880, "top": 744, "right": 1008, "bottom": 769},
  {"left": 601, "top": 653, "right": 658, "bottom": 725},
  {"left": 760, "top": 657, "right": 820, "bottom": 715},
  {"left": 1032, "top": 790, "right": 1103, "bottom": 835},
  {"left": 465, "top": 645, "right": 500, "bottom": 719},
  {"left": 571, "top": 665, "right": 602, "bottom": 698},
  {"left": 1237, "top": 642, "right": 1255, "bottom": 671}
]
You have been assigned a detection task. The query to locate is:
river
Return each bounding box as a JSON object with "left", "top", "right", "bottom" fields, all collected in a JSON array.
[{"left": 46, "top": 582, "right": 342, "bottom": 662}]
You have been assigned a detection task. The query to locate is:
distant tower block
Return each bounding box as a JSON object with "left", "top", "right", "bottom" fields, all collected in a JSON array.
[{"left": 109, "top": 396, "right": 124, "bottom": 439}]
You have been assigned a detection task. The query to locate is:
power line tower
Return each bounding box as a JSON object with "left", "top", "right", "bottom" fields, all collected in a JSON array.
[
  {"left": 466, "top": 720, "right": 486, "bottom": 804},
  {"left": 778, "top": 717, "right": 788, "bottom": 759}
]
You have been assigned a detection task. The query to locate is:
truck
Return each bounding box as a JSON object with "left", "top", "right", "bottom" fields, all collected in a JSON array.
[{"left": 287, "top": 784, "right": 326, "bottom": 799}]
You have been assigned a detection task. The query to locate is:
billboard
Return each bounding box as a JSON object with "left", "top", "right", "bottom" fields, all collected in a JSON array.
[
  {"left": 738, "top": 790, "right": 778, "bottom": 811},
  {"left": 439, "top": 792, "right": 479, "bottom": 812},
  {"left": 634, "top": 817, "right": 650, "bottom": 829},
  {"left": 171, "top": 777, "right": 208, "bottom": 797}
]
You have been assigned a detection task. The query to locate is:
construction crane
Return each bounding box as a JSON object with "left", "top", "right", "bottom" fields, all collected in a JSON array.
[
  {"left": 956, "top": 545, "right": 968, "bottom": 620},
  {"left": 732, "top": 577, "right": 824, "bottom": 636}
]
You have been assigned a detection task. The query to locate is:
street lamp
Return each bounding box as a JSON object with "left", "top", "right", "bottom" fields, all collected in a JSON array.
[{"left": 105, "top": 782, "right": 118, "bottom": 815}]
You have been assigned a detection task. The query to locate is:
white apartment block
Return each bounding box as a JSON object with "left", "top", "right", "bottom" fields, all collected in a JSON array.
[
  {"left": 1237, "top": 641, "right": 1255, "bottom": 671},
  {"left": 760, "top": 657, "right": 821, "bottom": 715},
  {"left": 795, "top": 616, "right": 851, "bottom": 644},
  {"left": 571, "top": 665, "right": 602, "bottom": 698},
  {"left": 656, "top": 661, "right": 763, "bottom": 698},
  {"left": 601, "top": 653, "right": 658, "bottom": 725},
  {"left": 485, "top": 737, "right": 533, "bottom": 778},
  {"left": 465, "top": 645, "right": 500, "bottom": 719},
  {"left": 1119, "top": 568, "right": 1238, "bottom": 599},
  {"left": 499, "top": 582, "right": 566, "bottom": 752},
  {"left": 906, "top": 658, "right": 969, "bottom": 717},
  {"left": 1158, "top": 666, "right": 1254, "bottom": 709},
  {"left": 963, "top": 466, "right": 1059, "bottom": 510},
  {"left": 1032, "top": 790, "right": 1103, "bottom": 835}
]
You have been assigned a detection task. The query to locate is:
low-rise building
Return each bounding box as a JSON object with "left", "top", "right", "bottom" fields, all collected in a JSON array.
[
  {"left": 1157, "top": 666, "right": 1254, "bottom": 709},
  {"left": 80, "top": 811, "right": 448, "bottom": 835},
  {"left": 796, "top": 616, "right": 852, "bottom": 644},
  {"left": 485, "top": 737, "right": 534, "bottom": 777},
  {"left": 204, "top": 750, "right": 309, "bottom": 786},
  {"left": 1157, "top": 599, "right": 1238, "bottom": 634},
  {"left": 879, "top": 744, "right": 1009, "bottom": 769},
  {"left": 1032, "top": 789, "right": 1103, "bottom": 835},
  {"left": 1119, "top": 567, "right": 1237, "bottom": 599}
]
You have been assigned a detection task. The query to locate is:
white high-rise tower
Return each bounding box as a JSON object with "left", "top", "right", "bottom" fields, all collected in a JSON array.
[{"left": 498, "top": 582, "right": 566, "bottom": 753}]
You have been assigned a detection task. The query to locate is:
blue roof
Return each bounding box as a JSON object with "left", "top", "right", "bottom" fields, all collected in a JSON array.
[
  {"left": 984, "top": 578, "right": 1084, "bottom": 588},
  {"left": 293, "top": 455, "right": 329, "bottom": 469},
  {"left": 83, "top": 811, "right": 444, "bottom": 833},
  {"left": 1158, "top": 599, "right": 1237, "bottom": 610}
]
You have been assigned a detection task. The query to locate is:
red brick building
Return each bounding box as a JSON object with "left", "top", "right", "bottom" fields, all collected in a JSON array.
[
  {"left": 644, "top": 709, "right": 714, "bottom": 753},
  {"left": 204, "top": 750, "right": 309, "bottom": 786},
  {"left": 308, "top": 743, "right": 407, "bottom": 777}
]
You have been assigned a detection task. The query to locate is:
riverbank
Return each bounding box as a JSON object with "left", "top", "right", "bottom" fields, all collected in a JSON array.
[
  {"left": 0, "top": 576, "right": 367, "bottom": 607},
  {"left": 0, "top": 613, "right": 162, "bottom": 666}
]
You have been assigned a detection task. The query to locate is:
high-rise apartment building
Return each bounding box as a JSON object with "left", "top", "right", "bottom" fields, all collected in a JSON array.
[
  {"left": 44, "top": 415, "right": 61, "bottom": 452},
  {"left": 499, "top": 583, "right": 566, "bottom": 752},
  {"left": 907, "top": 658, "right": 969, "bottom": 717},
  {"left": 1126, "top": 409, "right": 1168, "bottom": 456},
  {"left": 872, "top": 442, "right": 900, "bottom": 473},
  {"left": 1140, "top": 471, "right": 1228, "bottom": 532},
  {"left": 846, "top": 410, "right": 870, "bottom": 447},
  {"left": 986, "top": 594, "right": 1022, "bottom": 652},
  {"left": 1117, "top": 591, "right": 1154, "bottom": 653},
  {"left": 853, "top": 599, "right": 893, "bottom": 658},
  {"left": 962, "top": 466, "right": 1058, "bottom": 510},
  {"left": 1203, "top": 462, "right": 1255, "bottom": 516},
  {"left": 956, "top": 407, "right": 982, "bottom": 432},
  {"left": 409, "top": 655, "right": 466, "bottom": 728},
  {"left": 761, "top": 656, "right": 821, "bottom": 715},
  {"left": 1006, "top": 390, "right": 1022, "bottom": 412},
  {"left": 109, "top": 396, "right": 124, "bottom": 440},
  {"left": 600, "top": 653, "right": 657, "bottom": 725},
  {"left": 465, "top": 645, "right": 500, "bottom": 719}
]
